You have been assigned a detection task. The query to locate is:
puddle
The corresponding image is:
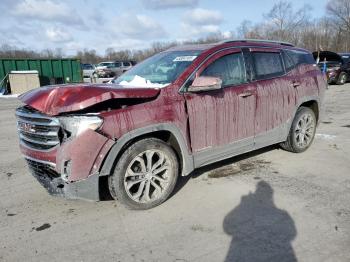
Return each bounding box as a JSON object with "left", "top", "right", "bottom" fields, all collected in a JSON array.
[
  {"left": 208, "top": 159, "right": 271, "bottom": 179},
  {"left": 322, "top": 121, "right": 332, "bottom": 124},
  {"left": 208, "top": 164, "right": 241, "bottom": 178},
  {"left": 342, "top": 125, "right": 350, "bottom": 128}
]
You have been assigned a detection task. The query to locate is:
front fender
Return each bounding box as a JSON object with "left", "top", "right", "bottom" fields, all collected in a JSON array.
[{"left": 99, "top": 123, "right": 194, "bottom": 177}]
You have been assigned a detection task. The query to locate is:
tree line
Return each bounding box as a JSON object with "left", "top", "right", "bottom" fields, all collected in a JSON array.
[{"left": 0, "top": 0, "right": 349, "bottom": 64}]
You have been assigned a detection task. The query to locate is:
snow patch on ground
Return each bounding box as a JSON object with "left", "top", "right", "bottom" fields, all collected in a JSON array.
[
  {"left": 315, "top": 133, "right": 337, "bottom": 140},
  {"left": 0, "top": 94, "right": 19, "bottom": 98}
]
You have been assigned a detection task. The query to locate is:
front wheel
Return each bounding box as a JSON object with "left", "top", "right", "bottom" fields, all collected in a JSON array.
[
  {"left": 280, "top": 107, "right": 316, "bottom": 153},
  {"left": 109, "top": 138, "right": 179, "bottom": 210}
]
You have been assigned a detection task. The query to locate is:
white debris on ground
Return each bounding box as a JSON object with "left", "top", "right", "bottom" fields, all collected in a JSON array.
[
  {"left": 0, "top": 94, "right": 19, "bottom": 98},
  {"left": 315, "top": 133, "right": 337, "bottom": 140},
  {"left": 119, "top": 75, "right": 168, "bottom": 88}
]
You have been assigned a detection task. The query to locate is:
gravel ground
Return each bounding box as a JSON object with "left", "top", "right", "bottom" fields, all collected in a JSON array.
[{"left": 0, "top": 84, "right": 350, "bottom": 262}]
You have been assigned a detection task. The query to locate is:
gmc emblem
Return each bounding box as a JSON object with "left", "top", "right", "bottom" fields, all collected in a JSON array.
[{"left": 18, "top": 122, "right": 36, "bottom": 133}]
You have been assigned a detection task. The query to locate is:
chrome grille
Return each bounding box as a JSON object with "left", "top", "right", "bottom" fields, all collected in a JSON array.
[{"left": 16, "top": 106, "right": 60, "bottom": 150}]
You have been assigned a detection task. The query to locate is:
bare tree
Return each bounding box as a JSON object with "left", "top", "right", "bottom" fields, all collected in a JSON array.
[
  {"left": 327, "top": 0, "right": 350, "bottom": 31},
  {"left": 327, "top": 0, "right": 350, "bottom": 51},
  {"left": 264, "top": 1, "right": 311, "bottom": 43},
  {"left": 237, "top": 20, "right": 253, "bottom": 38}
]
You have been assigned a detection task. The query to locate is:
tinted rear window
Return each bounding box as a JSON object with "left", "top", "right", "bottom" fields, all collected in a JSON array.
[
  {"left": 286, "top": 50, "right": 315, "bottom": 66},
  {"left": 252, "top": 52, "right": 284, "bottom": 80},
  {"left": 282, "top": 51, "right": 295, "bottom": 72}
]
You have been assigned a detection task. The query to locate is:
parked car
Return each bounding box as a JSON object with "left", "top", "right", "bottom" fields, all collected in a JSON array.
[
  {"left": 313, "top": 51, "right": 350, "bottom": 85},
  {"left": 94, "top": 61, "right": 136, "bottom": 78},
  {"left": 16, "top": 40, "right": 326, "bottom": 209},
  {"left": 95, "top": 61, "right": 115, "bottom": 70},
  {"left": 81, "top": 63, "right": 95, "bottom": 78}
]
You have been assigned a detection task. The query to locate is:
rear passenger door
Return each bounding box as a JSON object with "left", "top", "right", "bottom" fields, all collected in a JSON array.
[
  {"left": 284, "top": 49, "right": 320, "bottom": 107},
  {"left": 250, "top": 48, "right": 297, "bottom": 147}
]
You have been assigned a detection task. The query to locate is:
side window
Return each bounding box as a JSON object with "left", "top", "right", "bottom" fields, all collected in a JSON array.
[
  {"left": 123, "top": 62, "right": 131, "bottom": 67},
  {"left": 286, "top": 50, "right": 315, "bottom": 67},
  {"left": 282, "top": 51, "right": 295, "bottom": 72},
  {"left": 201, "top": 53, "right": 246, "bottom": 87},
  {"left": 252, "top": 52, "right": 284, "bottom": 80}
]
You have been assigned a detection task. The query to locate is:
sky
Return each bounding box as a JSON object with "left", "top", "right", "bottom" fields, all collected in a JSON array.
[{"left": 0, "top": 0, "right": 330, "bottom": 55}]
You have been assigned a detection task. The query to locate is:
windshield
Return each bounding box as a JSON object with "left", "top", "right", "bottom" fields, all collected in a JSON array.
[{"left": 112, "top": 50, "right": 202, "bottom": 88}]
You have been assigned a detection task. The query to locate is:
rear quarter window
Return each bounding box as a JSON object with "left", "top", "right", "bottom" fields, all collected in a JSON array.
[
  {"left": 252, "top": 52, "right": 284, "bottom": 80},
  {"left": 282, "top": 51, "right": 295, "bottom": 72},
  {"left": 286, "top": 50, "right": 315, "bottom": 66}
]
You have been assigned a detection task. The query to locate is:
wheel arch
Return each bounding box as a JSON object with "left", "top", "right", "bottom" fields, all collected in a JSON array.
[
  {"left": 99, "top": 123, "right": 194, "bottom": 178},
  {"left": 299, "top": 99, "right": 319, "bottom": 122},
  {"left": 281, "top": 96, "right": 321, "bottom": 142}
]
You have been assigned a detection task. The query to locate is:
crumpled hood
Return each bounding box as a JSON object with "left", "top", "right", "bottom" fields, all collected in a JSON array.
[{"left": 19, "top": 83, "right": 160, "bottom": 116}]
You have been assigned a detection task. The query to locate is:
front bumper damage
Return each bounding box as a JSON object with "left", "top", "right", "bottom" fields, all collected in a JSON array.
[
  {"left": 26, "top": 157, "right": 100, "bottom": 201},
  {"left": 20, "top": 129, "right": 115, "bottom": 201}
]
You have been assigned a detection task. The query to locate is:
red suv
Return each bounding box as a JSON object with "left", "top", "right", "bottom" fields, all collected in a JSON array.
[{"left": 16, "top": 40, "right": 326, "bottom": 209}]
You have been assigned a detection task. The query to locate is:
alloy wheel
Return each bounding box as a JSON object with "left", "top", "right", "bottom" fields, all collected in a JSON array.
[
  {"left": 124, "top": 150, "right": 172, "bottom": 203},
  {"left": 294, "top": 113, "right": 315, "bottom": 148}
]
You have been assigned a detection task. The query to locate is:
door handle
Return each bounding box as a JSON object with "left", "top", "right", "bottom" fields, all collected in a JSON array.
[
  {"left": 238, "top": 92, "right": 253, "bottom": 98},
  {"left": 292, "top": 81, "right": 300, "bottom": 88}
]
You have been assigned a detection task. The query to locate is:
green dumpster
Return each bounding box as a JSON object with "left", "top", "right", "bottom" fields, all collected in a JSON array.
[{"left": 0, "top": 58, "right": 82, "bottom": 86}]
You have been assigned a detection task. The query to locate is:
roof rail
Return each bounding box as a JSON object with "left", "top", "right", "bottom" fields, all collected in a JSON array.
[{"left": 220, "top": 39, "right": 294, "bottom": 47}]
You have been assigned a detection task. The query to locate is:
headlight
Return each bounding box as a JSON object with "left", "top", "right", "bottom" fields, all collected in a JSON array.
[{"left": 59, "top": 115, "right": 103, "bottom": 137}]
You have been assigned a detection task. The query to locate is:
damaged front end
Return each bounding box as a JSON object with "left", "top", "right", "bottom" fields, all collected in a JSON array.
[
  {"left": 15, "top": 83, "right": 161, "bottom": 200},
  {"left": 15, "top": 105, "right": 113, "bottom": 201}
]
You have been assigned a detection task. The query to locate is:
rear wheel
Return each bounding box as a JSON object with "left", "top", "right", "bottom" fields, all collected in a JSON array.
[
  {"left": 280, "top": 107, "right": 316, "bottom": 153},
  {"left": 337, "top": 72, "right": 348, "bottom": 85},
  {"left": 109, "top": 138, "right": 179, "bottom": 210}
]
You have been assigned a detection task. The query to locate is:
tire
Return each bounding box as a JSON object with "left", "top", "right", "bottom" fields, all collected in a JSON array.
[
  {"left": 337, "top": 72, "right": 348, "bottom": 85},
  {"left": 280, "top": 107, "right": 317, "bottom": 153},
  {"left": 108, "top": 138, "right": 179, "bottom": 210}
]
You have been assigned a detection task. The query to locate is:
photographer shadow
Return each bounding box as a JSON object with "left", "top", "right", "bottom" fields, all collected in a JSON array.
[{"left": 223, "top": 181, "right": 297, "bottom": 262}]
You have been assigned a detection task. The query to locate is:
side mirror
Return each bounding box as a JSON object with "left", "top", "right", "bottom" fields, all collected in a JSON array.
[{"left": 188, "top": 76, "right": 222, "bottom": 93}]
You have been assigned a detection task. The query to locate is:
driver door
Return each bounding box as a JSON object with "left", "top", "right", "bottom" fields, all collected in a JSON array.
[{"left": 184, "top": 49, "right": 256, "bottom": 167}]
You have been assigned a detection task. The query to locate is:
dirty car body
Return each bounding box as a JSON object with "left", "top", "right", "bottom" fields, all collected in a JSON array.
[{"left": 16, "top": 40, "right": 326, "bottom": 208}]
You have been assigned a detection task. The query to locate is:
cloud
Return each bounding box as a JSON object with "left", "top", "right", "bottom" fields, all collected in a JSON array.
[
  {"left": 12, "top": 0, "right": 86, "bottom": 29},
  {"left": 180, "top": 23, "right": 221, "bottom": 36},
  {"left": 180, "top": 8, "right": 223, "bottom": 37},
  {"left": 45, "top": 27, "right": 73, "bottom": 43},
  {"left": 111, "top": 14, "right": 167, "bottom": 40},
  {"left": 185, "top": 8, "right": 223, "bottom": 25},
  {"left": 0, "top": 31, "right": 25, "bottom": 47},
  {"left": 222, "top": 31, "right": 233, "bottom": 39},
  {"left": 141, "top": 0, "right": 198, "bottom": 9}
]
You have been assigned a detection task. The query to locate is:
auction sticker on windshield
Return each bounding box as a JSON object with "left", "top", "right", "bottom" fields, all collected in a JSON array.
[{"left": 173, "top": 56, "right": 197, "bottom": 62}]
